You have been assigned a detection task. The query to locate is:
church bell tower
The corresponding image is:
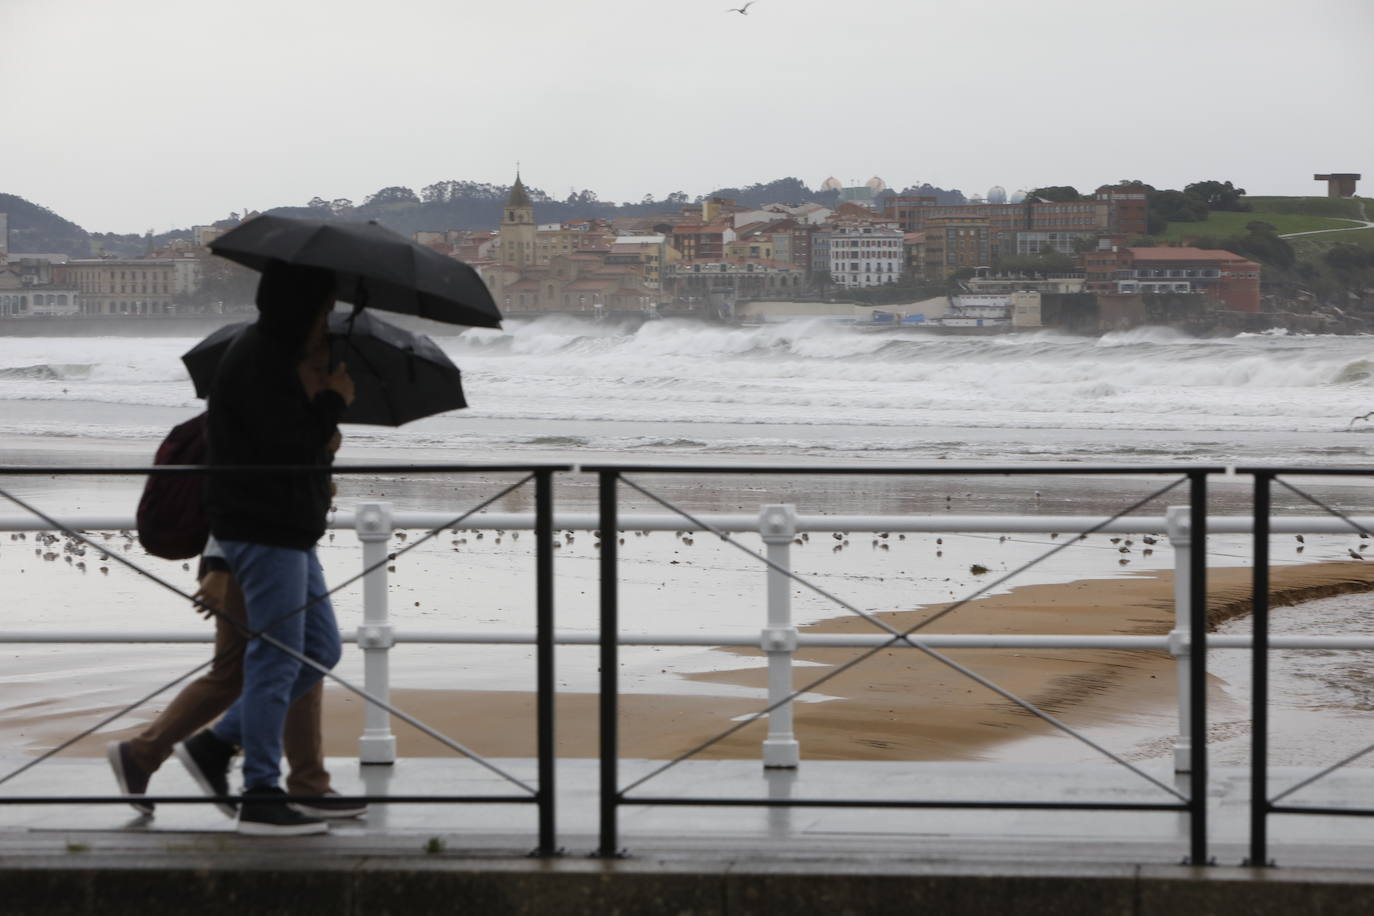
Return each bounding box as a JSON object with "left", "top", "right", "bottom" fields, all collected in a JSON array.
[{"left": 500, "top": 173, "right": 536, "bottom": 269}]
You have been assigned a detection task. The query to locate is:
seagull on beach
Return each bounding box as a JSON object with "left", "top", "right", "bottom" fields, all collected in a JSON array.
[{"left": 726, "top": 1, "right": 756, "bottom": 12}]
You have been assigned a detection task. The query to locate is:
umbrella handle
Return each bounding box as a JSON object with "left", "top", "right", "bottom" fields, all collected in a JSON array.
[{"left": 334, "top": 300, "right": 364, "bottom": 371}]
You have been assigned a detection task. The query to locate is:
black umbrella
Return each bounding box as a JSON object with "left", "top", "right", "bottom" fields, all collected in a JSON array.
[
  {"left": 208, "top": 215, "right": 501, "bottom": 329},
  {"left": 182, "top": 311, "right": 467, "bottom": 427}
]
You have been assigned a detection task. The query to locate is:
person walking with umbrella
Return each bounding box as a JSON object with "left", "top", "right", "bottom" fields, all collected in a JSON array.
[{"left": 175, "top": 263, "right": 353, "bottom": 836}]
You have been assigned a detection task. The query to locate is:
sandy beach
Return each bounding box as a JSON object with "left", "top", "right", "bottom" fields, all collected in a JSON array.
[
  {"left": 30, "top": 561, "right": 1374, "bottom": 767},
  {"left": 3, "top": 429, "right": 1374, "bottom": 777}
]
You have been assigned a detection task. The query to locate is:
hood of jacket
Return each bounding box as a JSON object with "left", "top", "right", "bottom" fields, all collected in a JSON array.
[{"left": 254, "top": 263, "right": 336, "bottom": 358}]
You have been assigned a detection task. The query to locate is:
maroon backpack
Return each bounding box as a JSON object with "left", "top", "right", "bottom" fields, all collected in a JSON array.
[{"left": 136, "top": 412, "right": 209, "bottom": 560}]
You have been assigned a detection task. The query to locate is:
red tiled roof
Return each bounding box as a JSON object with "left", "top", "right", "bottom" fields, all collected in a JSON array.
[{"left": 1127, "top": 247, "right": 1256, "bottom": 263}]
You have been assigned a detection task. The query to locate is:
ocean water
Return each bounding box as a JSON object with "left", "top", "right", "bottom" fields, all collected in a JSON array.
[
  {"left": 0, "top": 317, "right": 1373, "bottom": 464},
  {"left": 2, "top": 319, "right": 1374, "bottom": 766}
]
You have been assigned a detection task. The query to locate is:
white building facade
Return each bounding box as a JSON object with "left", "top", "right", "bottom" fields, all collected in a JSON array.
[{"left": 828, "top": 225, "right": 904, "bottom": 288}]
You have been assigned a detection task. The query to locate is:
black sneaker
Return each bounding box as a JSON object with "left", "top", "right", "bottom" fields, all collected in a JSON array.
[
  {"left": 289, "top": 790, "right": 368, "bottom": 819},
  {"left": 174, "top": 729, "right": 237, "bottom": 818},
  {"left": 105, "top": 741, "right": 154, "bottom": 816},
  {"left": 238, "top": 786, "right": 329, "bottom": 836}
]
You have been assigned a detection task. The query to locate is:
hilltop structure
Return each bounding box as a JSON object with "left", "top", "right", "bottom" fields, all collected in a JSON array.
[{"left": 1314, "top": 173, "right": 1361, "bottom": 198}]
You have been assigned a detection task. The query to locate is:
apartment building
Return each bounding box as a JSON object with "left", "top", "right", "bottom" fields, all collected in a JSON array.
[
  {"left": 828, "top": 225, "right": 904, "bottom": 288},
  {"left": 1083, "top": 246, "right": 1261, "bottom": 312}
]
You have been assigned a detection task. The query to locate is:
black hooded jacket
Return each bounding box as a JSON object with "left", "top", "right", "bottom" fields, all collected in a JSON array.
[{"left": 206, "top": 266, "right": 342, "bottom": 551}]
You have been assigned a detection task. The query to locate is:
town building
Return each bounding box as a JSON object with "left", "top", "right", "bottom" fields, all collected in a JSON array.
[
  {"left": 810, "top": 230, "right": 832, "bottom": 280},
  {"left": 883, "top": 185, "right": 1149, "bottom": 261},
  {"left": 922, "top": 216, "right": 990, "bottom": 277},
  {"left": 664, "top": 257, "right": 806, "bottom": 304},
  {"left": 723, "top": 230, "right": 774, "bottom": 262},
  {"left": 827, "top": 225, "right": 904, "bottom": 288},
  {"left": 606, "top": 235, "right": 677, "bottom": 290},
  {"left": 55, "top": 257, "right": 199, "bottom": 315},
  {"left": 670, "top": 221, "right": 735, "bottom": 261},
  {"left": 902, "top": 232, "right": 925, "bottom": 278},
  {"left": 773, "top": 220, "right": 818, "bottom": 275},
  {"left": 414, "top": 230, "right": 469, "bottom": 254},
  {"left": 498, "top": 175, "right": 537, "bottom": 269},
  {"left": 763, "top": 202, "right": 832, "bottom": 225},
  {"left": 1082, "top": 245, "right": 1261, "bottom": 312},
  {"left": 478, "top": 174, "right": 657, "bottom": 316},
  {"left": 0, "top": 259, "right": 79, "bottom": 317}
]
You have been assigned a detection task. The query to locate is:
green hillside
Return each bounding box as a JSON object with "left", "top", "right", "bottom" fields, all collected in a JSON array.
[
  {"left": 0, "top": 193, "right": 93, "bottom": 257},
  {"left": 1157, "top": 196, "right": 1373, "bottom": 244}
]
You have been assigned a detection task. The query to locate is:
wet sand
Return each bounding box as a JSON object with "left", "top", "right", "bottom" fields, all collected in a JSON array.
[{"left": 37, "top": 561, "right": 1374, "bottom": 764}]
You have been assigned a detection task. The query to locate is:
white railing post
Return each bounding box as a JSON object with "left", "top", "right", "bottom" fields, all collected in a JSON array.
[
  {"left": 355, "top": 501, "right": 397, "bottom": 765},
  {"left": 1166, "top": 504, "right": 1191, "bottom": 774},
  {"left": 759, "top": 504, "right": 800, "bottom": 768}
]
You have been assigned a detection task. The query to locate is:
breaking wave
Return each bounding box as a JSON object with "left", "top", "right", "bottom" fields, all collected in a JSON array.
[{"left": 4, "top": 320, "right": 1374, "bottom": 462}]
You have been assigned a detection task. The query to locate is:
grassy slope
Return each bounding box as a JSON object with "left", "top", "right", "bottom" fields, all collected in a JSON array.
[{"left": 1159, "top": 196, "right": 1374, "bottom": 252}]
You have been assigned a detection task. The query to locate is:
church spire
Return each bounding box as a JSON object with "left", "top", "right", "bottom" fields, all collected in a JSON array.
[
  {"left": 507, "top": 172, "right": 531, "bottom": 209},
  {"left": 501, "top": 169, "right": 536, "bottom": 269}
]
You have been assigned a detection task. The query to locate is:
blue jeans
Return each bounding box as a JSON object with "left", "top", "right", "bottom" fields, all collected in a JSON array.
[{"left": 211, "top": 542, "right": 342, "bottom": 790}]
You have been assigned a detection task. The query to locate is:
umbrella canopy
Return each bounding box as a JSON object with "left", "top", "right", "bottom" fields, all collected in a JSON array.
[
  {"left": 182, "top": 311, "right": 467, "bottom": 427},
  {"left": 209, "top": 215, "right": 501, "bottom": 329}
]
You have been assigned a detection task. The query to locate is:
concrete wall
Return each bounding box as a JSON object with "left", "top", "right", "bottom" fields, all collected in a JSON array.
[
  {"left": 6, "top": 857, "right": 1374, "bottom": 916},
  {"left": 737, "top": 300, "right": 854, "bottom": 321},
  {"left": 1011, "top": 291, "right": 1041, "bottom": 328}
]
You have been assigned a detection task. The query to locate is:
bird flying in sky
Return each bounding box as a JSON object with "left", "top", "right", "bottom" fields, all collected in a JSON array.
[{"left": 726, "top": 1, "right": 756, "bottom": 14}]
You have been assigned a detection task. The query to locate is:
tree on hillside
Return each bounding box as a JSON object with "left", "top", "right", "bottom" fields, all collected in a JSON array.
[
  {"left": 1239, "top": 221, "right": 1295, "bottom": 270},
  {"left": 1149, "top": 189, "right": 1208, "bottom": 223},
  {"left": 362, "top": 186, "right": 421, "bottom": 208},
  {"left": 1326, "top": 242, "right": 1374, "bottom": 272},
  {"left": 1027, "top": 186, "right": 1084, "bottom": 202},
  {"left": 734, "top": 176, "right": 812, "bottom": 206},
  {"left": 0, "top": 193, "right": 92, "bottom": 257},
  {"left": 895, "top": 183, "right": 966, "bottom": 205},
  {"left": 1192, "top": 221, "right": 1295, "bottom": 271},
  {"left": 1185, "top": 179, "right": 1249, "bottom": 212}
]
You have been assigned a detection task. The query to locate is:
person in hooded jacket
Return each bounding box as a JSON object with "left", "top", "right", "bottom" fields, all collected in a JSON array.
[{"left": 173, "top": 262, "right": 354, "bottom": 836}]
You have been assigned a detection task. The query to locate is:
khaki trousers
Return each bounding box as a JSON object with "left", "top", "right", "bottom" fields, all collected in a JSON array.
[{"left": 125, "top": 577, "right": 331, "bottom": 796}]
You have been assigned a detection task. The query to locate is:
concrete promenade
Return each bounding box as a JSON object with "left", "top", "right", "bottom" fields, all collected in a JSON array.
[{"left": 1, "top": 756, "right": 1374, "bottom": 913}]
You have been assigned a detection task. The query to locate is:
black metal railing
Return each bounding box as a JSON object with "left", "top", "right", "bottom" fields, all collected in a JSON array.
[
  {"left": 1240, "top": 467, "right": 1374, "bottom": 868},
  {"left": 4, "top": 461, "right": 1374, "bottom": 867},
  {"left": 588, "top": 464, "right": 1220, "bottom": 865},
  {"left": 0, "top": 462, "right": 567, "bottom": 856}
]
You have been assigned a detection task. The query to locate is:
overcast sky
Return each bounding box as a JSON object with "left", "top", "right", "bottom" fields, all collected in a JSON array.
[{"left": 5, "top": 0, "right": 1371, "bottom": 234}]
